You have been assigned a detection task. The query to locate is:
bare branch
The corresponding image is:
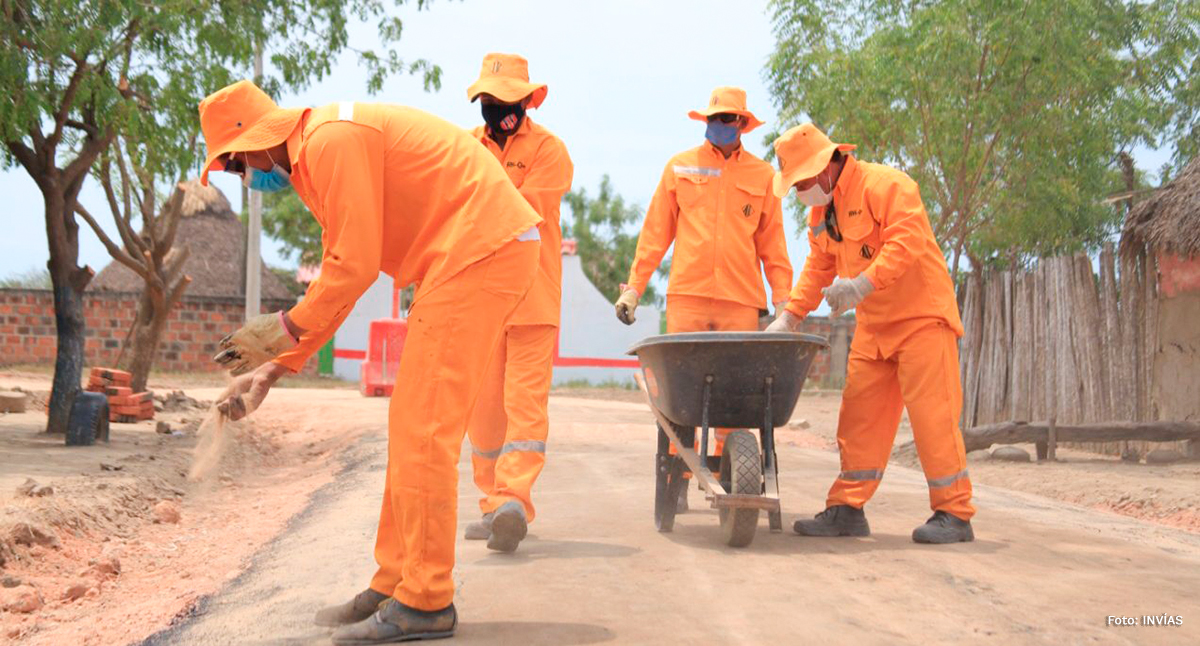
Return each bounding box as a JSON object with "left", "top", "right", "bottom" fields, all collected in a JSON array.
[
  {"left": 76, "top": 202, "right": 146, "bottom": 278},
  {"left": 47, "top": 58, "right": 91, "bottom": 153},
  {"left": 64, "top": 119, "right": 100, "bottom": 138}
]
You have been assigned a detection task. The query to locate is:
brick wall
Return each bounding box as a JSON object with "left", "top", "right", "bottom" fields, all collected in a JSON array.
[
  {"left": 793, "top": 315, "right": 854, "bottom": 387},
  {"left": 0, "top": 288, "right": 301, "bottom": 374}
]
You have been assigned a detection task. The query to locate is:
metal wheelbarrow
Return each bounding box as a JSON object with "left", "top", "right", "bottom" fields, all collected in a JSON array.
[{"left": 628, "top": 332, "right": 828, "bottom": 547}]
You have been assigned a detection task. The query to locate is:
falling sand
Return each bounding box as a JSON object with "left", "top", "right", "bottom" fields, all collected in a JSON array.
[{"left": 188, "top": 408, "right": 230, "bottom": 481}]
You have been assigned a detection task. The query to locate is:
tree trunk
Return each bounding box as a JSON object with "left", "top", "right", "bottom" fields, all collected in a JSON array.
[
  {"left": 43, "top": 188, "right": 91, "bottom": 434},
  {"left": 120, "top": 287, "right": 170, "bottom": 393}
]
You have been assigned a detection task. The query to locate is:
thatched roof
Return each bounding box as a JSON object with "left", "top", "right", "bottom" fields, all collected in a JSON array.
[
  {"left": 1121, "top": 158, "right": 1200, "bottom": 258},
  {"left": 90, "top": 179, "right": 294, "bottom": 301}
]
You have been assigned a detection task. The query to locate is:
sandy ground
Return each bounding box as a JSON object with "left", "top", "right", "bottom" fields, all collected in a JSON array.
[
  {"left": 148, "top": 395, "right": 1199, "bottom": 645},
  {"left": 3, "top": 373, "right": 1198, "bottom": 645},
  {"left": 0, "top": 371, "right": 384, "bottom": 645}
]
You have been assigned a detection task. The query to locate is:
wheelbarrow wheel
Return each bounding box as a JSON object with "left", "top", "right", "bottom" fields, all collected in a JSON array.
[{"left": 718, "top": 430, "right": 761, "bottom": 547}]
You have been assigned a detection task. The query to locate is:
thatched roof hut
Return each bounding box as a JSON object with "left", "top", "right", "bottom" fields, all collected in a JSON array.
[
  {"left": 90, "top": 179, "right": 293, "bottom": 301},
  {"left": 1121, "top": 158, "right": 1200, "bottom": 258}
]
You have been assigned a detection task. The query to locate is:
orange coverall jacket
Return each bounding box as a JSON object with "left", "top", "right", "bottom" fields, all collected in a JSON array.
[
  {"left": 627, "top": 143, "right": 792, "bottom": 310},
  {"left": 786, "top": 156, "right": 963, "bottom": 356},
  {"left": 274, "top": 102, "right": 542, "bottom": 370},
  {"left": 471, "top": 117, "right": 574, "bottom": 326}
]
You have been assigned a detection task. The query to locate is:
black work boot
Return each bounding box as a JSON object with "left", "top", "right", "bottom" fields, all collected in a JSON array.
[
  {"left": 463, "top": 512, "right": 493, "bottom": 540},
  {"left": 486, "top": 500, "right": 528, "bottom": 553},
  {"left": 793, "top": 505, "right": 870, "bottom": 537},
  {"left": 912, "top": 510, "right": 974, "bottom": 544},
  {"left": 314, "top": 588, "right": 389, "bottom": 627},
  {"left": 331, "top": 599, "right": 457, "bottom": 644}
]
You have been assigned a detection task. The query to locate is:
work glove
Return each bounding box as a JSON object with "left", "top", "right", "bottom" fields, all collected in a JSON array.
[
  {"left": 213, "top": 312, "right": 298, "bottom": 376},
  {"left": 765, "top": 310, "right": 804, "bottom": 333},
  {"left": 773, "top": 301, "right": 788, "bottom": 318},
  {"left": 615, "top": 287, "right": 640, "bottom": 325},
  {"left": 822, "top": 275, "right": 875, "bottom": 318},
  {"left": 217, "top": 362, "right": 286, "bottom": 421}
]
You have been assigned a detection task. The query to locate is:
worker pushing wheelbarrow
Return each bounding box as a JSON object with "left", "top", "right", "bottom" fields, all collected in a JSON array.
[{"left": 629, "top": 331, "right": 828, "bottom": 547}]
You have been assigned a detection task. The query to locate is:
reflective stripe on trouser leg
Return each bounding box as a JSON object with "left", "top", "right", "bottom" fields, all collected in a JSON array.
[
  {"left": 826, "top": 347, "right": 905, "bottom": 509},
  {"left": 466, "top": 326, "right": 510, "bottom": 513},
  {"left": 896, "top": 324, "right": 974, "bottom": 520},
  {"left": 665, "top": 296, "right": 760, "bottom": 476},
  {"left": 371, "top": 239, "right": 538, "bottom": 611},
  {"left": 484, "top": 324, "right": 557, "bottom": 523}
]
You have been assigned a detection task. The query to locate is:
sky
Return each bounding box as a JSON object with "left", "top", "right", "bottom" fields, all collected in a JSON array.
[{"left": 0, "top": 0, "right": 1173, "bottom": 290}]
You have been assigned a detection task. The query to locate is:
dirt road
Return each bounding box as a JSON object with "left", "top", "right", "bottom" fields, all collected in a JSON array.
[{"left": 145, "top": 396, "right": 1200, "bottom": 646}]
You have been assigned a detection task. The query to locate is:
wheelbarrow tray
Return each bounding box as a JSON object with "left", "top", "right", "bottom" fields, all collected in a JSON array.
[{"left": 628, "top": 332, "right": 828, "bottom": 429}]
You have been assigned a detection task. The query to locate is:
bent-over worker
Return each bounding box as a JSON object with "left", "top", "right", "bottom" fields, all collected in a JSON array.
[
  {"left": 766, "top": 123, "right": 975, "bottom": 544},
  {"left": 202, "top": 80, "right": 542, "bottom": 643}
]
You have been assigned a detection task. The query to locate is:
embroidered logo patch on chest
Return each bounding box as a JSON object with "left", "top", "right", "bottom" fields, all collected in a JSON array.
[
  {"left": 506, "top": 161, "right": 526, "bottom": 170},
  {"left": 860, "top": 244, "right": 875, "bottom": 259},
  {"left": 742, "top": 204, "right": 753, "bottom": 217}
]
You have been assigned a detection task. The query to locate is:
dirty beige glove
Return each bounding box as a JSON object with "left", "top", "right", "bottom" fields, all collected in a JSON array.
[
  {"left": 766, "top": 310, "right": 804, "bottom": 333},
  {"left": 213, "top": 312, "right": 298, "bottom": 376},
  {"left": 822, "top": 275, "right": 875, "bottom": 318},
  {"left": 217, "top": 362, "right": 287, "bottom": 421},
  {"left": 615, "top": 288, "right": 640, "bottom": 325},
  {"left": 773, "top": 301, "right": 788, "bottom": 318}
]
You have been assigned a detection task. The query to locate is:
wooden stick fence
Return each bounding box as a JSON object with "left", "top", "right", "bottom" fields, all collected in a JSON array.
[{"left": 959, "top": 243, "right": 1180, "bottom": 457}]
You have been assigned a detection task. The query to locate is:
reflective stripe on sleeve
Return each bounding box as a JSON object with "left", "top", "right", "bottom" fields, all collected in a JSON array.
[
  {"left": 672, "top": 165, "right": 721, "bottom": 177},
  {"left": 472, "top": 445, "right": 501, "bottom": 460},
  {"left": 337, "top": 101, "right": 355, "bottom": 122}
]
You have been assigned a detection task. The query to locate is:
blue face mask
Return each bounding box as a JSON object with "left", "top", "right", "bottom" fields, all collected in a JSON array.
[
  {"left": 705, "top": 120, "right": 740, "bottom": 147},
  {"left": 240, "top": 150, "right": 292, "bottom": 193}
]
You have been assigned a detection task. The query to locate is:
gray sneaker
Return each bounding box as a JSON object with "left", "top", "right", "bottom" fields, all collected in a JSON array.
[
  {"left": 314, "top": 588, "right": 388, "bottom": 627},
  {"left": 486, "top": 500, "right": 528, "bottom": 553},
  {"left": 793, "top": 505, "right": 871, "bottom": 537},
  {"left": 331, "top": 599, "right": 456, "bottom": 644},
  {"left": 464, "top": 512, "right": 493, "bottom": 540},
  {"left": 912, "top": 511, "right": 974, "bottom": 544}
]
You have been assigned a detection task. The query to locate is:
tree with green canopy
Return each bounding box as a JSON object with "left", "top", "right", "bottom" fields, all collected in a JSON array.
[
  {"left": 765, "top": 0, "right": 1200, "bottom": 275},
  {"left": 562, "top": 175, "right": 666, "bottom": 306},
  {"left": 0, "top": 0, "right": 442, "bottom": 432}
]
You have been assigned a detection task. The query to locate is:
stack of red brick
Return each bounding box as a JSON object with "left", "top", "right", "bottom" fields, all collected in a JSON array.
[{"left": 85, "top": 368, "right": 155, "bottom": 423}]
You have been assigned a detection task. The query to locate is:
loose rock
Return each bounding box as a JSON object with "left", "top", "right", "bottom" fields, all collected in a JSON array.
[
  {"left": 967, "top": 449, "right": 991, "bottom": 461},
  {"left": 100, "top": 462, "right": 124, "bottom": 471},
  {"left": 156, "top": 421, "right": 172, "bottom": 435},
  {"left": 10, "top": 521, "right": 60, "bottom": 548},
  {"left": 62, "top": 579, "right": 91, "bottom": 601},
  {"left": 89, "top": 547, "right": 121, "bottom": 577},
  {"left": 787, "top": 419, "right": 811, "bottom": 430},
  {"left": 991, "top": 445, "right": 1032, "bottom": 463},
  {"left": 16, "top": 478, "right": 39, "bottom": 496},
  {"left": 1, "top": 585, "right": 44, "bottom": 613},
  {"left": 153, "top": 500, "right": 181, "bottom": 524},
  {"left": 1145, "top": 448, "right": 1184, "bottom": 465},
  {"left": 1, "top": 574, "right": 22, "bottom": 588}
]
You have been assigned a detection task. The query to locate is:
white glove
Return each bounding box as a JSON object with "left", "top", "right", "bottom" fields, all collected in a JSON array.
[
  {"left": 822, "top": 275, "right": 875, "bottom": 318},
  {"left": 765, "top": 310, "right": 804, "bottom": 333}
]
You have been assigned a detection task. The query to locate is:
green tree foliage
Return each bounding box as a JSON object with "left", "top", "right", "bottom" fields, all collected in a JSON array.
[
  {"left": 765, "top": 0, "right": 1199, "bottom": 271},
  {"left": 0, "top": 0, "right": 441, "bottom": 432},
  {"left": 262, "top": 189, "right": 324, "bottom": 265},
  {"left": 562, "top": 175, "right": 666, "bottom": 306}
]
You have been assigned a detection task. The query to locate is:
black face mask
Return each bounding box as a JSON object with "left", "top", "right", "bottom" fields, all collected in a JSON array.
[{"left": 481, "top": 102, "right": 525, "bottom": 135}]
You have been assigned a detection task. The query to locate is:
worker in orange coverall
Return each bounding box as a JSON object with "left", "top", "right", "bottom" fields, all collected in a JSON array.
[
  {"left": 201, "top": 79, "right": 542, "bottom": 643},
  {"left": 765, "top": 123, "right": 975, "bottom": 544},
  {"left": 615, "top": 87, "right": 792, "bottom": 512},
  {"left": 460, "top": 53, "right": 573, "bottom": 553}
]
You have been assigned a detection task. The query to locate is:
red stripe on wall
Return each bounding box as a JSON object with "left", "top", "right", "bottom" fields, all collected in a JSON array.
[
  {"left": 333, "top": 349, "right": 366, "bottom": 360},
  {"left": 553, "top": 356, "right": 641, "bottom": 368}
]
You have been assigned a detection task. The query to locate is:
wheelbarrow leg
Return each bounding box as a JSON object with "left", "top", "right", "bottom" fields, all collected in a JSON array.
[
  {"left": 655, "top": 424, "right": 694, "bottom": 532},
  {"left": 763, "top": 378, "right": 783, "bottom": 533}
]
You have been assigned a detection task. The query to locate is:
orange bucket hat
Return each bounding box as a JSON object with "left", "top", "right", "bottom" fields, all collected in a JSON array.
[
  {"left": 771, "top": 122, "right": 857, "bottom": 197},
  {"left": 688, "top": 86, "right": 764, "bottom": 133},
  {"left": 466, "top": 53, "right": 548, "bottom": 108},
  {"left": 198, "top": 80, "right": 307, "bottom": 186}
]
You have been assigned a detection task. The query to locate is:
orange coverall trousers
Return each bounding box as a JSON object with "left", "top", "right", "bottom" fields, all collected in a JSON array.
[
  {"left": 665, "top": 295, "right": 761, "bottom": 461},
  {"left": 369, "top": 238, "right": 539, "bottom": 610},
  {"left": 466, "top": 323, "right": 557, "bottom": 522},
  {"left": 828, "top": 322, "right": 975, "bottom": 520}
]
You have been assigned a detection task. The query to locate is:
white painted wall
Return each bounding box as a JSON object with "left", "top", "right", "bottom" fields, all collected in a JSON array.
[{"left": 326, "top": 253, "right": 661, "bottom": 386}]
